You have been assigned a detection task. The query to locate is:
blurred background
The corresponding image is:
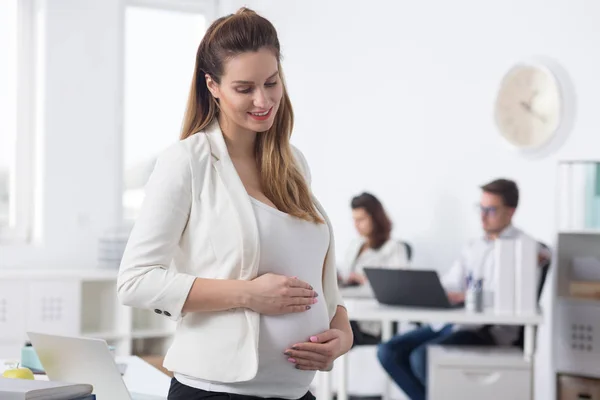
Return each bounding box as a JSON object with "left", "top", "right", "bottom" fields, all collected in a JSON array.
[{"left": 2, "top": 1, "right": 600, "bottom": 399}]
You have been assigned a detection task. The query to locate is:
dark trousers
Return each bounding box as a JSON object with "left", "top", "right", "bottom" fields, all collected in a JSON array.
[
  {"left": 377, "top": 325, "right": 495, "bottom": 400},
  {"left": 168, "top": 377, "right": 316, "bottom": 400}
]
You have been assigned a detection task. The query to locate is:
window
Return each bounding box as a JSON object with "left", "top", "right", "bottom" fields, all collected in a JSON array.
[
  {"left": 0, "top": 1, "right": 18, "bottom": 228},
  {"left": 0, "top": 0, "right": 36, "bottom": 241},
  {"left": 122, "top": 0, "right": 214, "bottom": 221}
]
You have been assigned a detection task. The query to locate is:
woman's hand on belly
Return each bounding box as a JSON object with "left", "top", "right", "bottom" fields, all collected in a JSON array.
[
  {"left": 246, "top": 273, "right": 318, "bottom": 315},
  {"left": 283, "top": 329, "right": 352, "bottom": 371}
]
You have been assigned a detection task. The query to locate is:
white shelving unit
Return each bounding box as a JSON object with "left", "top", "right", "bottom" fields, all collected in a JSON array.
[
  {"left": 552, "top": 161, "right": 600, "bottom": 398},
  {"left": 0, "top": 268, "right": 175, "bottom": 359}
]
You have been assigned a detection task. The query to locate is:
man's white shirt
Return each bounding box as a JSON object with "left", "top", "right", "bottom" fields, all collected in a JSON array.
[{"left": 437, "top": 225, "right": 550, "bottom": 345}]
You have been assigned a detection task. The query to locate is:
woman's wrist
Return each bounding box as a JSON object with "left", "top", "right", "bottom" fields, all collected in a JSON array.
[
  {"left": 339, "top": 328, "right": 353, "bottom": 355},
  {"left": 329, "top": 306, "right": 354, "bottom": 356},
  {"left": 236, "top": 280, "right": 254, "bottom": 310}
]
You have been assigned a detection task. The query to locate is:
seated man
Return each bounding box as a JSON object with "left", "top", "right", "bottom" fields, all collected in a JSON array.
[{"left": 377, "top": 178, "right": 550, "bottom": 400}]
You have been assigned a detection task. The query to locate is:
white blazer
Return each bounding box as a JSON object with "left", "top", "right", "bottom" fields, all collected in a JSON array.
[{"left": 117, "top": 122, "right": 344, "bottom": 383}]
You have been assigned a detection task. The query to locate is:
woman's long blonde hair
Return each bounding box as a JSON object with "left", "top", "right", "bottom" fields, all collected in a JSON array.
[{"left": 180, "top": 8, "right": 322, "bottom": 223}]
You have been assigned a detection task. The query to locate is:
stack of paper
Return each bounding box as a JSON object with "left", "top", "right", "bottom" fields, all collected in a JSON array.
[
  {"left": 493, "top": 238, "right": 515, "bottom": 313},
  {"left": 571, "top": 163, "right": 588, "bottom": 230},
  {"left": 0, "top": 377, "right": 93, "bottom": 400},
  {"left": 515, "top": 235, "right": 538, "bottom": 314},
  {"left": 493, "top": 236, "right": 538, "bottom": 315}
]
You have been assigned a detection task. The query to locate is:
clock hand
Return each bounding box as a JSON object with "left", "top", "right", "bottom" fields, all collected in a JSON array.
[
  {"left": 528, "top": 91, "right": 546, "bottom": 122},
  {"left": 531, "top": 109, "right": 547, "bottom": 123},
  {"left": 520, "top": 100, "right": 547, "bottom": 123},
  {"left": 528, "top": 90, "right": 539, "bottom": 104}
]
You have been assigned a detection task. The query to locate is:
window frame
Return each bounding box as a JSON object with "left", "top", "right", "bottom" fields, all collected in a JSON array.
[
  {"left": 118, "top": 0, "right": 216, "bottom": 222},
  {"left": 0, "top": 0, "right": 38, "bottom": 244}
]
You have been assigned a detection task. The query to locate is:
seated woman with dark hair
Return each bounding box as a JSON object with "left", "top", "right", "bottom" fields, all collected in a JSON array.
[{"left": 341, "top": 192, "right": 411, "bottom": 345}]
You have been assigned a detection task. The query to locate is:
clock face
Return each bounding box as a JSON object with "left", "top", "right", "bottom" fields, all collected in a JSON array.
[{"left": 494, "top": 64, "right": 562, "bottom": 150}]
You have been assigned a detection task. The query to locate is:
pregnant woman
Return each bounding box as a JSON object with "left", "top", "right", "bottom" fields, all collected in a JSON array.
[{"left": 117, "top": 7, "right": 352, "bottom": 400}]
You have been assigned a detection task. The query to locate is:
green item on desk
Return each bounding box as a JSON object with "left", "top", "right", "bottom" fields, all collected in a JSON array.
[
  {"left": 20, "top": 343, "right": 44, "bottom": 373},
  {"left": 595, "top": 163, "right": 600, "bottom": 196}
]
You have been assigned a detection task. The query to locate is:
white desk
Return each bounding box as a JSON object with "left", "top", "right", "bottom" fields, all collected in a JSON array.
[
  {"left": 117, "top": 356, "right": 171, "bottom": 397},
  {"left": 330, "top": 296, "right": 543, "bottom": 400},
  {"left": 1, "top": 356, "right": 170, "bottom": 398}
]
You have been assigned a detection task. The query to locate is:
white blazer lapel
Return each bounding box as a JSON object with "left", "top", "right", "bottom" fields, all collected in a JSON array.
[{"left": 204, "top": 122, "right": 260, "bottom": 281}]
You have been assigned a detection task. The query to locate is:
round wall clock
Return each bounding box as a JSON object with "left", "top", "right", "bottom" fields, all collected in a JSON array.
[{"left": 494, "top": 59, "right": 574, "bottom": 157}]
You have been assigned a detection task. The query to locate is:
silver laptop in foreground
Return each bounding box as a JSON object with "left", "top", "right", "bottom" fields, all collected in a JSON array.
[{"left": 27, "top": 332, "right": 166, "bottom": 400}]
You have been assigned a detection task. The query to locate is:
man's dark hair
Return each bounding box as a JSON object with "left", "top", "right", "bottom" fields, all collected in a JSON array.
[{"left": 481, "top": 179, "right": 519, "bottom": 208}]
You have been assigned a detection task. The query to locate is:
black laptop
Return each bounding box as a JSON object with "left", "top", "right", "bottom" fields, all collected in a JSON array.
[{"left": 363, "top": 268, "right": 462, "bottom": 309}]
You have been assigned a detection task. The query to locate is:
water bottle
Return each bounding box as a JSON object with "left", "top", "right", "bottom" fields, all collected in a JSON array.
[{"left": 465, "top": 274, "right": 484, "bottom": 313}]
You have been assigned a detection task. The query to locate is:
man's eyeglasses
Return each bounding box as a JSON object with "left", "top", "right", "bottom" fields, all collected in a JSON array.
[{"left": 476, "top": 204, "right": 499, "bottom": 216}]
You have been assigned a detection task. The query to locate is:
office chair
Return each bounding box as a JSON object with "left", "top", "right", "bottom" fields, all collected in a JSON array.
[
  {"left": 402, "top": 242, "right": 413, "bottom": 262},
  {"left": 390, "top": 241, "right": 413, "bottom": 335}
]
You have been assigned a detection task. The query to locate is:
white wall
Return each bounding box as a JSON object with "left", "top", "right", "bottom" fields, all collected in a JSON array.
[{"left": 218, "top": 0, "right": 600, "bottom": 272}]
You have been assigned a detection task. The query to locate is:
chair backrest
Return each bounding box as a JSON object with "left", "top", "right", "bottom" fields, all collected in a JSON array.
[
  {"left": 391, "top": 241, "right": 413, "bottom": 335},
  {"left": 536, "top": 243, "right": 552, "bottom": 299},
  {"left": 401, "top": 241, "right": 413, "bottom": 261},
  {"left": 513, "top": 241, "right": 551, "bottom": 348}
]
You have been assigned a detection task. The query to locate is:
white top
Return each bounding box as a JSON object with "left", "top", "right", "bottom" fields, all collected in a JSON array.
[
  {"left": 175, "top": 197, "right": 330, "bottom": 399},
  {"left": 440, "top": 225, "right": 549, "bottom": 345},
  {"left": 341, "top": 237, "right": 410, "bottom": 337},
  {"left": 341, "top": 237, "right": 410, "bottom": 279}
]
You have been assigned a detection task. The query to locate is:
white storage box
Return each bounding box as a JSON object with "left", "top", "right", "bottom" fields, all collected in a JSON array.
[{"left": 428, "top": 345, "right": 531, "bottom": 400}]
